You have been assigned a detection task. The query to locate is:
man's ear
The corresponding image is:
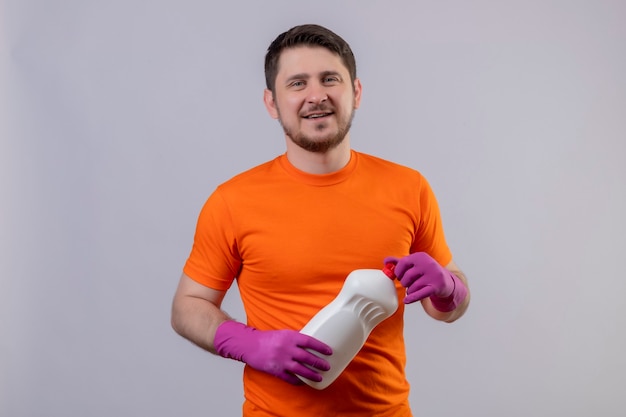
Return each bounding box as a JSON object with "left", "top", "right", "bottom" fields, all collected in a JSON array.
[
  {"left": 263, "top": 89, "right": 279, "bottom": 119},
  {"left": 353, "top": 78, "right": 363, "bottom": 110}
]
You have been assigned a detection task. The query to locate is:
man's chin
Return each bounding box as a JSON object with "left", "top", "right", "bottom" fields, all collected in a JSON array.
[{"left": 288, "top": 134, "right": 345, "bottom": 153}]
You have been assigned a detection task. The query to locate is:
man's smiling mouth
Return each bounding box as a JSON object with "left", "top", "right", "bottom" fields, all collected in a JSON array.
[{"left": 303, "top": 112, "right": 333, "bottom": 119}]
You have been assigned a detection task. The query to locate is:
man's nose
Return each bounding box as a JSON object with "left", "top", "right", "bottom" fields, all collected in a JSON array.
[{"left": 306, "top": 83, "right": 328, "bottom": 104}]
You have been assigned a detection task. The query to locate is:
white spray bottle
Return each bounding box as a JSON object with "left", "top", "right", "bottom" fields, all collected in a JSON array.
[{"left": 298, "top": 263, "right": 398, "bottom": 389}]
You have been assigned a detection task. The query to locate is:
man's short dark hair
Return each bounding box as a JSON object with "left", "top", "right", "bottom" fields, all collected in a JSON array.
[{"left": 264, "top": 24, "right": 357, "bottom": 92}]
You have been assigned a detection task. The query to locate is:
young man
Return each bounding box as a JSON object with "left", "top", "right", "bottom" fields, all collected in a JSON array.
[{"left": 171, "top": 24, "right": 470, "bottom": 417}]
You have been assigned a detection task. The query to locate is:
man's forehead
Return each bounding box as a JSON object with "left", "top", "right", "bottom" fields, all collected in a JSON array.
[{"left": 276, "top": 46, "right": 347, "bottom": 78}]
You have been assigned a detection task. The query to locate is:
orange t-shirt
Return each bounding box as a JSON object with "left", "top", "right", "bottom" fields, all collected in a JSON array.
[{"left": 184, "top": 150, "right": 452, "bottom": 417}]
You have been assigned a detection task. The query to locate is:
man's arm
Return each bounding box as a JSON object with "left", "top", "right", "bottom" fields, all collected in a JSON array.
[
  {"left": 170, "top": 272, "right": 333, "bottom": 384},
  {"left": 420, "top": 260, "right": 470, "bottom": 323},
  {"left": 171, "top": 273, "right": 230, "bottom": 354}
]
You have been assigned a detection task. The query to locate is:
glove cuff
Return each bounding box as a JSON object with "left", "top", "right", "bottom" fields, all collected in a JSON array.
[
  {"left": 213, "top": 320, "right": 252, "bottom": 361},
  {"left": 429, "top": 273, "right": 468, "bottom": 312}
]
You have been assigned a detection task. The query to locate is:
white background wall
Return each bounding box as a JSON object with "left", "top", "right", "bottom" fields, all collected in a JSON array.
[{"left": 2, "top": 1, "right": 625, "bottom": 416}]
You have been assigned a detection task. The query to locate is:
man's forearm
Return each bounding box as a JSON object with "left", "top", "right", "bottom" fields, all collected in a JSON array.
[{"left": 171, "top": 295, "right": 230, "bottom": 354}]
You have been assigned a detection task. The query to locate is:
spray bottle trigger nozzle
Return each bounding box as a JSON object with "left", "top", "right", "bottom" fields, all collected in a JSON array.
[{"left": 383, "top": 263, "right": 396, "bottom": 279}]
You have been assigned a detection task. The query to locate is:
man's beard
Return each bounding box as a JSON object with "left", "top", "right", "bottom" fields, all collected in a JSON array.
[{"left": 278, "top": 106, "right": 356, "bottom": 153}]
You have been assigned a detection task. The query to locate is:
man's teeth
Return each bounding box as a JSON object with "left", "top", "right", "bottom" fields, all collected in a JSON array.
[{"left": 307, "top": 114, "right": 328, "bottom": 119}]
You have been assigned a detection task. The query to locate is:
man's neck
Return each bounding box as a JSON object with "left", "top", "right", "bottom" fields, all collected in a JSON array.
[{"left": 285, "top": 137, "right": 352, "bottom": 174}]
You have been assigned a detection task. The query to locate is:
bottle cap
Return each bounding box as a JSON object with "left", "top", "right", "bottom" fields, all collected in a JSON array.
[{"left": 382, "top": 263, "right": 396, "bottom": 279}]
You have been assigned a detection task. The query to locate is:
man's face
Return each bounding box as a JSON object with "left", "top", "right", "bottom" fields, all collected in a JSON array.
[{"left": 264, "top": 46, "right": 362, "bottom": 153}]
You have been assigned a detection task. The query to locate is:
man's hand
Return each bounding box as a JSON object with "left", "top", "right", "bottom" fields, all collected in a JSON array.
[
  {"left": 385, "top": 252, "right": 468, "bottom": 312},
  {"left": 214, "top": 320, "right": 332, "bottom": 385}
]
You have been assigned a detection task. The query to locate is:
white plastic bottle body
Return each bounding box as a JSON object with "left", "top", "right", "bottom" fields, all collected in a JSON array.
[{"left": 298, "top": 269, "right": 399, "bottom": 389}]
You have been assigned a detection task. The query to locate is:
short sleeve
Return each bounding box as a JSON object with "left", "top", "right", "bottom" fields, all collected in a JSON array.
[
  {"left": 411, "top": 177, "right": 453, "bottom": 266},
  {"left": 183, "top": 188, "right": 242, "bottom": 290}
]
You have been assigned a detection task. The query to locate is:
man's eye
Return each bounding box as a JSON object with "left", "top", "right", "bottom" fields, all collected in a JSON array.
[
  {"left": 324, "top": 77, "right": 339, "bottom": 83},
  {"left": 290, "top": 81, "right": 305, "bottom": 87}
]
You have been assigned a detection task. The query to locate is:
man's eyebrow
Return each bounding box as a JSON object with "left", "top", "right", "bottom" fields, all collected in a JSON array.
[
  {"left": 284, "top": 71, "right": 343, "bottom": 84},
  {"left": 285, "top": 73, "right": 310, "bottom": 84},
  {"left": 320, "top": 70, "right": 342, "bottom": 79}
]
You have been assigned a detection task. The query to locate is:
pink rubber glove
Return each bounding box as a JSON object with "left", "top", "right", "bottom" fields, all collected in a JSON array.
[
  {"left": 384, "top": 252, "right": 467, "bottom": 312},
  {"left": 213, "top": 320, "right": 332, "bottom": 385}
]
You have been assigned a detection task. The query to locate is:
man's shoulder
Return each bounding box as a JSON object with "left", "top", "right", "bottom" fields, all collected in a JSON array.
[
  {"left": 355, "top": 151, "right": 424, "bottom": 178},
  {"left": 219, "top": 157, "right": 281, "bottom": 186}
]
